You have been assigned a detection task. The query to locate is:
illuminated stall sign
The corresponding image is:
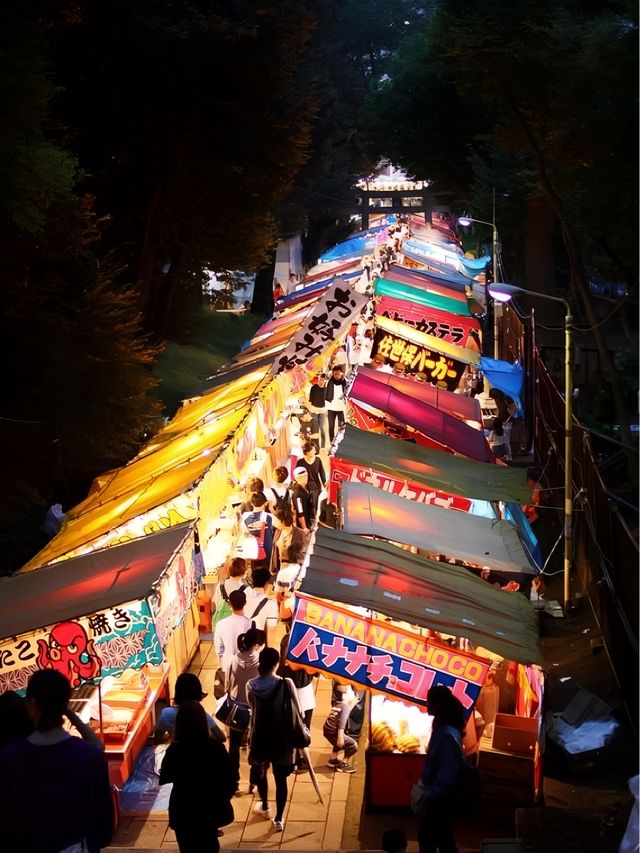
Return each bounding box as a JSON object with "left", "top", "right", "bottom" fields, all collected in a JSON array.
[
  {"left": 376, "top": 295, "right": 481, "bottom": 350},
  {"left": 273, "top": 280, "right": 369, "bottom": 374},
  {"left": 149, "top": 540, "right": 201, "bottom": 650},
  {"left": 0, "top": 599, "right": 162, "bottom": 695},
  {"left": 287, "top": 596, "right": 490, "bottom": 715},
  {"left": 329, "top": 456, "right": 471, "bottom": 512},
  {"left": 371, "top": 330, "right": 466, "bottom": 391}
]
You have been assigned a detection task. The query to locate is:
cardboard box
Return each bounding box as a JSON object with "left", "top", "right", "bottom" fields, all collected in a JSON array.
[{"left": 492, "top": 713, "right": 537, "bottom": 755}]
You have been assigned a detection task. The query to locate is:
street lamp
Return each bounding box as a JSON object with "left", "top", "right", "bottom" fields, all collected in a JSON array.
[
  {"left": 489, "top": 282, "right": 573, "bottom": 614},
  {"left": 457, "top": 214, "right": 500, "bottom": 358}
]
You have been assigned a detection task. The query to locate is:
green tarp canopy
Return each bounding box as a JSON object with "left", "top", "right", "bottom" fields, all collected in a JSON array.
[
  {"left": 335, "top": 425, "right": 532, "bottom": 504},
  {"left": 303, "top": 528, "right": 542, "bottom": 664}
]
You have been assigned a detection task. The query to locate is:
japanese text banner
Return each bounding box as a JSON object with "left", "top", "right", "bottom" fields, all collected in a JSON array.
[
  {"left": 272, "top": 280, "right": 369, "bottom": 374},
  {"left": 0, "top": 599, "right": 162, "bottom": 695},
  {"left": 328, "top": 456, "right": 471, "bottom": 511},
  {"left": 287, "top": 595, "right": 490, "bottom": 715}
]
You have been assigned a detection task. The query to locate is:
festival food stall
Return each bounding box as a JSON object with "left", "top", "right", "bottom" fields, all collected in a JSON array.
[
  {"left": 340, "top": 482, "right": 540, "bottom": 584},
  {"left": 349, "top": 370, "right": 491, "bottom": 462},
  {"left": 328, "top": 424, "right": 532, "bottom": 513},
  {"left": 0, "top": 524, "right": 202, "bottom": 786},
  {"left": 287, "top": 528, "right": 544, "bottom": 813}
]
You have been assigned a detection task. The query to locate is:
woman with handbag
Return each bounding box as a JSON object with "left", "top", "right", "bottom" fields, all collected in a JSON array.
[
  {"left": 225, "top": 628, "right": 265, "bottom": 795},
  {"left": 159, "top": 701, "right": 235, "bottom": 853},
  {"left": 247, "top": 647, "right": 306, "bottom": 832}
]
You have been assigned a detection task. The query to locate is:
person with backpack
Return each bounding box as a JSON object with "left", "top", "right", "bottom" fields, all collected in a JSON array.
[
  {"left": 267, "top": 466, "right": 293, "bottom": 516},
  {"left": 247, "top": 647, "right": 303, "bottom": 832},
  {"left": 241, "top": 492, "right": 275, "bottom": 569},
  {"left": 244, "top": 567, "right": 279, "bottom": 643},
  {"left": 214, "top": 589, "right": 252, "bottom": 695},
  {"left": 226, "top": 628, "right": 266, "bottom": 795},
  {"left": 213, "top": 557, "right": 249, "bottom": 618},
  {"left": 416, "top": 685, "right": 467, "bottom": 853}
]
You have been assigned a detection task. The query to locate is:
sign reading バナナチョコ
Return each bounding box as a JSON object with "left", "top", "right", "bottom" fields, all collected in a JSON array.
[{"left": 286, "top": 595, "right": 490, "bottom": 716}]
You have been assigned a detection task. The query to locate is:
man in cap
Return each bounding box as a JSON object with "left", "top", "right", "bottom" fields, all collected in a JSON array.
[{"left": 291, "top": 467, "right": 313, "bottom": 530}]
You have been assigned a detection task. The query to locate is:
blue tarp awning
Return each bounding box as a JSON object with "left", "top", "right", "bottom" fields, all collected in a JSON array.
[{"left": 480, "top": 356, "right": 525, "bottom": 416}]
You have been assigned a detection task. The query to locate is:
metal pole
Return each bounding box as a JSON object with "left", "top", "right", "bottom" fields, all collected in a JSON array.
[
  {"left": 564, "top": 308, "right": 573, "bottom": 612},
  {"left": 492, "top": 224, "right": 499, "bottom": 359}
]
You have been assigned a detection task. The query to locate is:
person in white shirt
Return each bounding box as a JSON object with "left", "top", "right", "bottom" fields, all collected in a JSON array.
[
  {"left": 214, "top": 589, "right": 252, "bottom": 673},
  {"left": 325, "top": 365, "right": 347, "bottom": 442},
  {"left": 244, "top": 567, "right": 279, "bottom": 645},
  {"left": 357, "top": 329, "right": 374, "bottom": 365}
]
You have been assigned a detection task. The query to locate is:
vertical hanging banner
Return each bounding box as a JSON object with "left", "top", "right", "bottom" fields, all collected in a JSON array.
[
  {"left": 287, "top": 595, "right": 490, "bottom": 715},
  {"left": 272, "top": 279, "right": 369, "bottom": 374}
]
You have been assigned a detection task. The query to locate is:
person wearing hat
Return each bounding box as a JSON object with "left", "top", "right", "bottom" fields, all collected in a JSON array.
[
  {"left": 291, "top": 467, "right": 313, "bottom": 530},
  {"left": 154, "top": 673, "right": 226, "bottom": 743},
  {"left": 325, "top": 365, "right": 347, "bottom": 443}
]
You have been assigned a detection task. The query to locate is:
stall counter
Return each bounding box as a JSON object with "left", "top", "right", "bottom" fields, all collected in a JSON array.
[{"left": 99, "top": 663, "right": 170, "bottom": 788}]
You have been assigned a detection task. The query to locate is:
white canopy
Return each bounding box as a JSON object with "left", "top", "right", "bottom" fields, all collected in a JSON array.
[{"left": 341, "top": 482, "right": 537, "bottom": 575}]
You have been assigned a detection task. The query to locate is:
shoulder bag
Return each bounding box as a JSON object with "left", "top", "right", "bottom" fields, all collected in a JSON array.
[{"left": 283, "top": 679, "right": 311, "bottom": 749}]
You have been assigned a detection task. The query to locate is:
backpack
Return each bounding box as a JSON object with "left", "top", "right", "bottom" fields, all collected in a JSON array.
[
  {"left": 213, "top": 581, "right": 247, "bottom": 628},
  {"left": 270, "top": 487, "right": 291, "bottom": 516}
]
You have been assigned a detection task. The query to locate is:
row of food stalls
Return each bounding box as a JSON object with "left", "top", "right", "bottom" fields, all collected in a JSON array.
[{"left": 0, "top": 210, "right": 543, "bottom": 812}]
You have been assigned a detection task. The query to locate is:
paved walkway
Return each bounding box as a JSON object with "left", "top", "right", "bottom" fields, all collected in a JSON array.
[{"left": 109, "top": 637, "right": 358, "bottom": 851}]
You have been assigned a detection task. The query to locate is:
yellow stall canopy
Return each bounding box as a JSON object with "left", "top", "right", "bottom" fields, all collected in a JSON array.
[
  {"left": 303, "top": 528, "right": 542, "bottom": 664},
  {"left": 19, "top": 368, "right": 268, "bottom": 572},
  {"left": 341, "top": 482, "right": 538, "bottom": 575}
]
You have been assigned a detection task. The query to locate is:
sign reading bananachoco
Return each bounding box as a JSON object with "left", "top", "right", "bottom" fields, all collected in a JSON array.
[{"left": 286, "top": 595, "right": 490, "bottom": 717}]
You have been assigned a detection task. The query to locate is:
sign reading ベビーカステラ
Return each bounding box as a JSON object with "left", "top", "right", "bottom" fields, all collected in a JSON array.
[
  {"left": 286, "top": 595, "right": 490, "bottom": 715},
  {"left": 273, "top": 280, "right": 369, "bottom": 374}
]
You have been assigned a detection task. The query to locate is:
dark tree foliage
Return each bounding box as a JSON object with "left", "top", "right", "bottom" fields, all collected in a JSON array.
[
  {"left": 50, "top": 0, "right": 316, "bottom": 339},
  {"left": 358, "top": 0, "right": 638, "bottom": 454}
]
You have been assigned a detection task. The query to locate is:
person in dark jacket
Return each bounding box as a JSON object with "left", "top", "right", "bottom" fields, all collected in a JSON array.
[
  {"left": 417, "top": 685, "right": 466, "bottom": 853},
  {"left": 247, "top": 647, "right": 303, "bottom": 832},
  {"left": 160, "top": 701, "right": 235, "bottom": 853},
  {"left": 0, "top": 670, "right": 114, "bottom": 853}
]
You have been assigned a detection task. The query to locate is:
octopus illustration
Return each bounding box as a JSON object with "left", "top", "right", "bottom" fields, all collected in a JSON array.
[{"left": 37, "top": 620, "right": 102, "bottom": 688}]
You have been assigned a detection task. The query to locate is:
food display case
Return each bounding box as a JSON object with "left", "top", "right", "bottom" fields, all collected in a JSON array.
[{"left": 74, "top": 664, "right": 170, "bottom": 787}]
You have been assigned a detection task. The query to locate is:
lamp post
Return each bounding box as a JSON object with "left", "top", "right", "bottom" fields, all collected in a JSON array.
[
  {"left": 489, "top": 282, "right": 573, "bottom": 614},
  {"left": 457, "top": 214, "right": 500, "bottom": 358}
]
